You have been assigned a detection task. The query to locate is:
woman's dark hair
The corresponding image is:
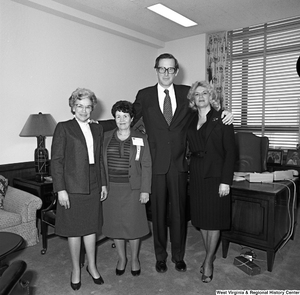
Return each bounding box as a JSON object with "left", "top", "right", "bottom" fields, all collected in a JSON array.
[
  {"left": 111, "top": 100, "right": 135, "bottom": 118},
  {"left": 154, "top": 53, "right": 179, "bottom": 70}
]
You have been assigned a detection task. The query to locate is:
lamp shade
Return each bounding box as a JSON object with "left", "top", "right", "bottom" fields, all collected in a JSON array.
[{"left": 19, "top": 112, "right": 57, "bottom": 137}]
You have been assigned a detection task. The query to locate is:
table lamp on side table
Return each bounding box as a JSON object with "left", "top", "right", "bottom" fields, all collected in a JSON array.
[{"left": 19, "top": 112, "right": 57, "bottom": 182}]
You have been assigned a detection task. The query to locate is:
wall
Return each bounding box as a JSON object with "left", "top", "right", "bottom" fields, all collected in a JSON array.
[
  {"left": 0, "top": 0, "right": 206, "bottom": 165},
  {"left": 159, "top": 34, "right": 207, "bottom": 86}
]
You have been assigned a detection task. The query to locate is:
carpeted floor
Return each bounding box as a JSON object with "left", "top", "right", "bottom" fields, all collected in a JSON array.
[{"left": 7, "top": 217, "right": 300, "bottom": 295}]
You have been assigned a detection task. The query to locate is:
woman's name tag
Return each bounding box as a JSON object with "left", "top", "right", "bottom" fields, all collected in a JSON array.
[
  {"left": 132, "top": 137, "right": 144, "bottom": 146},
  {"left": 132, "top": 137, "right": 144, "bottom": 161}
]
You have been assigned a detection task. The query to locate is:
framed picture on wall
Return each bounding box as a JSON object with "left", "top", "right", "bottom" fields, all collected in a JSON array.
[
  {"left": 285, "top": 150, "right": 300, "bottom": 166},
  {"left": 267, "top": 149, "right": 283, "bottom": 165}
]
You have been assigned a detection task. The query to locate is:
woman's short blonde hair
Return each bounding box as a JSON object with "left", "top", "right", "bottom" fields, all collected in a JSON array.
[
  {"left": 187, "top": 81, "right": 216, "bottom": 111},
  {"left": 69, "top": 88, "right": 98, "bottom": 114}
]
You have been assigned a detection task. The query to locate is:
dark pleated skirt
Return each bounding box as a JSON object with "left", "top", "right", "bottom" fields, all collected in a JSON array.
[
  {"left": 102, "top": 182, "right": 149, "bottom": 239},
  {"left": 189, "top": 176, "right": 231, "bottom": 230},
  {"left": 55, "top": 165, "right": 102, "bottom": 237}
]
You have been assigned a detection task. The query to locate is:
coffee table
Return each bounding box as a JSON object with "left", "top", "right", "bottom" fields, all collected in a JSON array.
[{"left": 0, "top": 232, "right": 24, "bottom": 274}]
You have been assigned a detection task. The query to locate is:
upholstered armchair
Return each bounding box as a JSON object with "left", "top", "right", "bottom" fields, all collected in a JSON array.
[{"left": 0, "top": 186, "right": 42, "bottom": 247}]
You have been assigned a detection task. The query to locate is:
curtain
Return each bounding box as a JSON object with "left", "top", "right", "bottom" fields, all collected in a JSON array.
[{"left": 206, "top": 32, "right": 227, "bottom": 110}]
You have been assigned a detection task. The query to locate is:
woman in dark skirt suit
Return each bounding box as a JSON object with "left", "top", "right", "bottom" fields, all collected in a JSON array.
[
  {"left": 102, "top": 101, "right": 152, "bottom": 277},
  {"left": 51, "top": 88, "right": 108, "bottom": 291},
  {"left": 186, "top": 81, "right": 236, "bottom": 283}
]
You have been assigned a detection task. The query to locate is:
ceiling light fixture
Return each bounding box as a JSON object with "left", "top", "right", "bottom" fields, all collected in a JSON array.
[{"left": 147, "top": 4, "right": 197, "bottom": 27}]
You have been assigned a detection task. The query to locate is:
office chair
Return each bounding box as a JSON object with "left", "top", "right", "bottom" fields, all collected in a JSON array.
[{"left": 234, "top": 132, "right": 269, "bottom": 172}]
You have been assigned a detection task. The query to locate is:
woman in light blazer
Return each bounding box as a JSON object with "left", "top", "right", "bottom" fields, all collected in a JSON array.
[
  {"left": 51, "top": 88, "right": 107, "bottom": 291},
  {"left": 102, "top": 100, "right": 152, "bottom": 277}
]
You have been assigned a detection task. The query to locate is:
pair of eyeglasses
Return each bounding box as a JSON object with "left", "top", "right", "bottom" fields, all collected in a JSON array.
[
  {"left": 156, "top": 67, "right": 176, "bottom": 74},
  {"left": 75, "top": 104, "right": 93, "bottom": 111},
  {"left": 194, "top": 91, "right": 209, "bottom": 97}
]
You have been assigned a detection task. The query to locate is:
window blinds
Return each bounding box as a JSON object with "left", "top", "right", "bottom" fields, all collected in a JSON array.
[{"left": 225, "top": 16, "right": 300, "bottom": 149}]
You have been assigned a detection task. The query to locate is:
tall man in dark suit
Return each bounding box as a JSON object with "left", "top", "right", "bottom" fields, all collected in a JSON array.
[{"left": 132, "top": 53, "right": 232, "bottom": 273}]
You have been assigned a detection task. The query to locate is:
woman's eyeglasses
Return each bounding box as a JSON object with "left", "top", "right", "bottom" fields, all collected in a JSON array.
[{"left": 75, "top": 104, "right": 93, "bottom": 111}]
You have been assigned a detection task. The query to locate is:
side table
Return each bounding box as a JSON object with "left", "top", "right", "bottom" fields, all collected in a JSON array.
[{"left": 13, "top": 177, "right": 54, "bottom": 219}]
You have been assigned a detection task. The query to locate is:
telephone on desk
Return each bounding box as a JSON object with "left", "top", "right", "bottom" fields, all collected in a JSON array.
[{"left": 233, "top": 169, "right": 299, "bottom": 183}]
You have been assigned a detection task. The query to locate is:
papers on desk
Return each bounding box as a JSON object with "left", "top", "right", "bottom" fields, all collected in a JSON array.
[
  {"left": 233, "top": 172, "right": 247, "bottom": 182},
  {"left": 234, "top": 170, "right": 298, "bottom": 183},
  {"left": 233, "top": 172, "right": 274, "bottom": 183}
]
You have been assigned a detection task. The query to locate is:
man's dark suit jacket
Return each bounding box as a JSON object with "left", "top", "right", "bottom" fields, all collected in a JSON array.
[
  {"left": 133, "top": 84, "right": 192, "bottom": 175},
  {"left": 51, "top": 119, "right": 106, "bottom": 194}
]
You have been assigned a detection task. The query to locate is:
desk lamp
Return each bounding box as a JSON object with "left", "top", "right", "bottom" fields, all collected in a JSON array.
[{"left": 20, "top": 112, "right": 57, "bottom": 182}]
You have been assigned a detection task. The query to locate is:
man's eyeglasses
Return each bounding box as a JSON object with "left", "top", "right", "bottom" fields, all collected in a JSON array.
[
  {"left": 75, "top": 104, "right": 93, "bottom": 111},
  {"left": 156, "top": 67, "right": 177, "bottom": 74}
]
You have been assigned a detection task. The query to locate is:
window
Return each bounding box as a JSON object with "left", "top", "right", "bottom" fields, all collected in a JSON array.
[{"left": 225, "top": 16, "right": 300, "bottom": 149}]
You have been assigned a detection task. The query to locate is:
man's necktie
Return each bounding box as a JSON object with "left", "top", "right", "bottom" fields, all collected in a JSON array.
[{"left": 163, "top": 89, "right": 172, "bottom": 125}]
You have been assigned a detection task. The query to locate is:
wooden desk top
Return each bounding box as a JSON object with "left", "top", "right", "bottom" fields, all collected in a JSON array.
[{"left": 232, "top": 178, "right": 298, "bottom": 194}]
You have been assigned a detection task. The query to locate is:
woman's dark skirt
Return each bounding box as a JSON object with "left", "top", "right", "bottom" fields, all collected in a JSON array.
[
  {"left": 55, "top": 165, "right": 102, "bottom": 237},
  {"left": 189, "top": 176, "right": 231, "bottom": 230},
  {"left": 102, "top": 182, "right": 149, "bottom": 239}
]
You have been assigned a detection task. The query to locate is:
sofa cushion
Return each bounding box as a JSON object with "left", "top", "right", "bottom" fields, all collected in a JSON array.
[
  {"left": 0, "top": 175, "right": 8, "bottom": 209},
  {"left": 0, "top": 210, "right": 22, "bottom": 229}
]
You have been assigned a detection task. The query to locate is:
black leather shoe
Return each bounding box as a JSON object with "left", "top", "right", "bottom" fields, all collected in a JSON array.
[
  {"left": 116, "top": 259, "right": 127, "bottom": 276},
  {"left": 116, "top": 268, "right": 125, "bottom": 276},
  {"left": 131, "top": 260, "right": 141, "bottom": 276},
  {"left": 86, "top": 266, "right": 104, "bottom": 285},
  {"left": 155, "top": 260, "right": 167, "bottom": 273},
  {"left": 131, "top": 269, "right": 141, "bottom": 276},
  {"left": 171, "top": 258, "right": 187, "bottom": 272},
  {"left": 70, "top": 273, "right": 81, "bottom": 291}
]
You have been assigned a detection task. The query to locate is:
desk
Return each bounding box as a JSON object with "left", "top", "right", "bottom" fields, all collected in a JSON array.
[{"left": 222, "top": 178, "right": 298, "bottom": 272}]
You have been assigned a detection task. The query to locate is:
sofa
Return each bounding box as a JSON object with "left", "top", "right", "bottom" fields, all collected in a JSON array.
[{"left": 0, "top": 186, "right": 42, "bottom": 247}]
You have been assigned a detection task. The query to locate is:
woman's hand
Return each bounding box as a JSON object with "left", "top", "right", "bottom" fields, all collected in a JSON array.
[
  {"left": 139, "top": 192, "right": 149, "bottom": 204},
  {"left": 101, "top": 186, "right": 108, "bottom": 201},
  {"left": 58, "top": 190, "right": 70, "bottom": 209},
  {"left": 221, "top": 110, "right": 234, "bottom": 125},
  {"left": 89, "top": 119, "right": 99, "bottom": 124},
  {"left": 219, "top": 183, "right": 230, "bottom": 197}
]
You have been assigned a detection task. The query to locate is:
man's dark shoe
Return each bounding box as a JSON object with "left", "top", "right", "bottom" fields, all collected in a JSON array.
[
  {"left": 171, "top": 258, "right": 187, "bottom": 272},
  {"left": 155, "top": 260, "right": 167, "bottom": 273}
]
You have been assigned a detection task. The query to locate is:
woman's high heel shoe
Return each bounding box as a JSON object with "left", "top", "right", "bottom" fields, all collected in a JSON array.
[
  {"left": 116, "top": 259, "right": 127, "bottom": 276},
  {"left": 201, "top": 265, "right": 214, "bottom": 283},
  {"left": 131, "top": 260, "right": 141, "bottom": 276},
  {"left": 200, "top": 255, "right": 216, "bottom": 274},
  {"left": 131, "top": 268, "right": 141, "bottom": 276},
  {"left": 70, "top": 273, "right": 81, "bottom": 291},
  {"left": 86, "top": 266, "right": 104, "bottom": 285}
]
